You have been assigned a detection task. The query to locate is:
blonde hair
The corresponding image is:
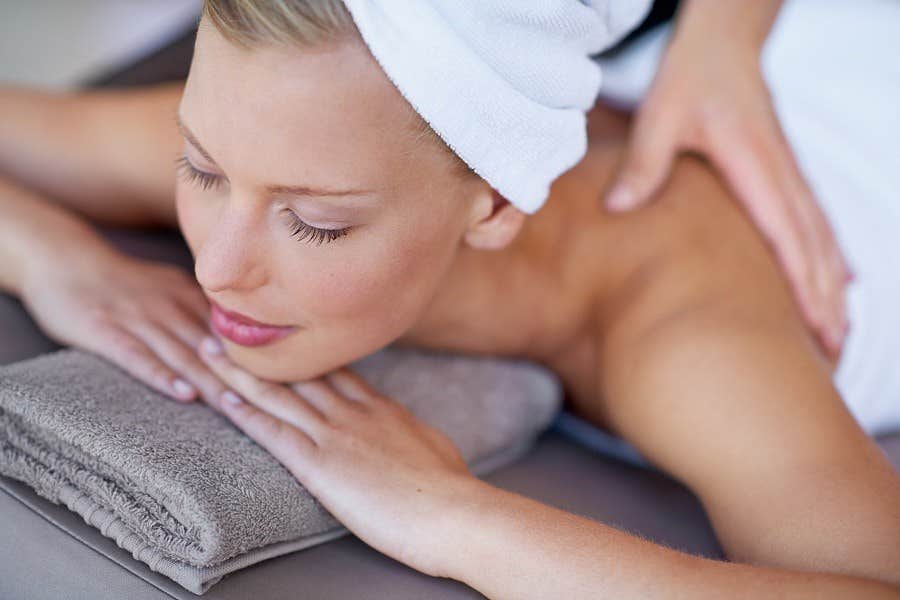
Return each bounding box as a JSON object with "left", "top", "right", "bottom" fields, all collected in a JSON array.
[{"left": 201, "top": 0, "right": 476, "bottom": 180}]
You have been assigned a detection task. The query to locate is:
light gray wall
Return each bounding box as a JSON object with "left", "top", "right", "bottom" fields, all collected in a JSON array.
[{"left": 0, "top": 0, "right": 200, "bottom": 89}]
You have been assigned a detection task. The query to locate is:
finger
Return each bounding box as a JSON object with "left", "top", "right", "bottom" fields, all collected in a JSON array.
[
  {"left": 154, "top": 265, "right": 212, "bottom": 326},
  {"left": 218, "top": 391, "right": 318, "bottom": 475},
  {"left": 158, "top": 300, "right": 210, "bottom": 350},
  {"left": 789, "top": 186, "right": 848, "bottom": 356},
  {"left": 91, "top": 321, "right": 196, "bottom": 402},
  {"left": 198, "top": 336, "right": 328, "bottom": 436},
  {"left": 766, "top": 132, "right": 850, "bottom": 353},
  {"left": 324, "top": 367, "right": 381, "bottom": 406},
  {"left": 421, "top": 422, "right": 458, "bottom": 455},
  {"left": 290, "top": 377, "right": 364, "bottom": 421},
  {"left": 605, "top": 100, "right": 680, "bottom": 212},
  {"left": 123, "top": 316, "right": 229, "bottom": 410},
  {"left": 704, "top": 118, "right": 830, "bottom": 341},
  {"left": 173, "top": 285, "right": 212, "bottom": 327},
  {"left": 755, "top": 108, "right": 849, "bottom": 320}
]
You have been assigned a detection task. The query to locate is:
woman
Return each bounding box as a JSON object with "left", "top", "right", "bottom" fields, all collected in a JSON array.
[{"left": 0, "top": 0, "right": 898, "bottom": 597}]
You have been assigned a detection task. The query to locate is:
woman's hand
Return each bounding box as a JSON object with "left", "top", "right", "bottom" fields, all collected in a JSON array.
[
  {"left": 603, "top": 1, "right": 852, "bottom": 358},
  {"left": 19, "top": 243, "right": 229, "bottom": 407},
  {"left": 197, "top": 334, "right": 478, "bottom": 578}
]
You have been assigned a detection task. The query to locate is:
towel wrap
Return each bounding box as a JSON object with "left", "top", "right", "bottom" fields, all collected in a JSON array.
[{"left": 340, "top": 0, "right": 653, "bottom": 213}]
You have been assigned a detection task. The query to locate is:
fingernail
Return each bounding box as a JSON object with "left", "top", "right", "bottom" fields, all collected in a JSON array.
[
  {"left": 172, "top": 378, "right": 196, "bottom": 399},
  {"left": 202, "top": 336, "right": 223, "bottom": 356},
  {"left": 606, "top": 184, "right": 634, "bottom": 212},
  {"left": 221, "top": 390, "right": 243, "bottom": 406}
]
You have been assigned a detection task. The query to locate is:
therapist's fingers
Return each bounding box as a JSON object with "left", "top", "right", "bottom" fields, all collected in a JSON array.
[
  {"left": 604, "top": 94, "right": 681, "bottom": 212},
  {"left": 705, "top": 116, "right": 845, "bottom": 355},
  {"left": 742, "top": 108, "right": 851, "bottom": 354},
  {"left": 772, "top": 133, "right": 851, "bottom": 354}
]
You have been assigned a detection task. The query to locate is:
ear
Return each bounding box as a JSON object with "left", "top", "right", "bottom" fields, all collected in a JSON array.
[{"left": 463, "top": 187, "right": 527, "bottom": 250}]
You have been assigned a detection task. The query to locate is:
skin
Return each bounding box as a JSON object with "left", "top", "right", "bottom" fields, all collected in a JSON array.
[
  {"left": 606, "top": 0, "right": 852, "bottom": 357},
  {"left": 172, "top": 21, "right": 900, "bottom": 596},
  {"left": 176, "top": 21, "right": 501, "bottom": 383},
  {"left": 2, "top": 14, "right": 898, "bottom": 599}
]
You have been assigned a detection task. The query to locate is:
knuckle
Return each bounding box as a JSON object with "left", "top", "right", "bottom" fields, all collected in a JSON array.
[
  {"left": 146, "top": 361, "right": 175, "bottom": 386},
  {"left": 84, "top": 306, "right": 113, "bottom": 329},
  {"left": 282, "top": 433, "right": 310, "bottom": 457},
  {"left": 112, "top": 335, "right": 147, "bottom": 363},
  {"left": 321, "top": 418, "right": 348, "bottom": 437},
  {"left": 247, "top": 410, "right": 282, "bottom": 435}
]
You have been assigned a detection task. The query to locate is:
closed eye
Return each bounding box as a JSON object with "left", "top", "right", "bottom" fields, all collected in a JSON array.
[
  {"left": 175, "top": 153, "right": 223, "bottom": 191},
  {"left": 174, "top": 153, "right": 351, "bottom": 245}
]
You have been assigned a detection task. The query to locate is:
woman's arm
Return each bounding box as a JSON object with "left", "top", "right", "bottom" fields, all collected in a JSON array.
[
  {"left": 0, "top": 174, "right": 119, "bottom": 296},
  {"left": 434, "top": 477, "right": 900, "bottom": 599},
  {"left": 193, "top": 327, "right": 900, "bottom": 599},
  {"left": 0, "top": 82, "right": 184, "bottom": 228},
  {"left": 0, "top": 172, "right": 228, "bottom": 406}
]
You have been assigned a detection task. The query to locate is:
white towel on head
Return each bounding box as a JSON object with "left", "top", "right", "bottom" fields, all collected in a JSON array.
[{"left": 340, "top": 0, "right": 652, "bottom": 214}]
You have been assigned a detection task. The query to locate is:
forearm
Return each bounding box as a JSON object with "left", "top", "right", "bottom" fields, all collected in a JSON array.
[
  {"left": 0, "top": 82, "right": 184, "bottom": 228},
  {"left": 438, "top": 478, "right": 900, "bottom": 599},
  {"left": 673, "top": 0, "right": 783, "bottom": 51},
  {"left": 0, "top": 175, "right": 116, "bottom": 297}
]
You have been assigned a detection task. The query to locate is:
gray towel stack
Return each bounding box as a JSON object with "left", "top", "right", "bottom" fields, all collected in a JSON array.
[{"left": 0, "top": 345, "right": 561, "bottom": 594}]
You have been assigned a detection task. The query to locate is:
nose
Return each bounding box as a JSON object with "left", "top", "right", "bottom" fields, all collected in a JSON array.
[{"left": 194, "top": 203, "right": 268, "bottom": 293}]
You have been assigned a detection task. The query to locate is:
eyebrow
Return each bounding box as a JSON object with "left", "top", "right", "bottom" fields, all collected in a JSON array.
[{"left": 174, "top": 112, "right": 375, "bottom": 199}]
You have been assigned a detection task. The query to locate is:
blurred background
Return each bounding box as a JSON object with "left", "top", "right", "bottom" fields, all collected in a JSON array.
[
  {"left": 0, "top": 0, "right": 679, "bottom": 91},
  {"left": 0, "top": 0, "right": 201, "bottom": 89}
]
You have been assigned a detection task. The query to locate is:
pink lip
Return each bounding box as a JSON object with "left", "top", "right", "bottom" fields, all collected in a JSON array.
[{"left": 209, "top": 301, "right": 297, "bottom": 347}]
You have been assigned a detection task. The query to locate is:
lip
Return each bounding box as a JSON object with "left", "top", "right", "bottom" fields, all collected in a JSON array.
[{"left": 209, "top": 301, "right": 298, "bottom": 347}]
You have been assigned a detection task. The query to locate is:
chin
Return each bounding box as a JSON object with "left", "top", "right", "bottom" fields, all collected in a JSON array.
[{"left": 221, "top": 339, "right": 334, "bottom": 383}]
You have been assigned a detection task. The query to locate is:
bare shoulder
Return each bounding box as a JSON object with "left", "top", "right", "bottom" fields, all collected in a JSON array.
[{"left": 586, "top": 154, "right": 900, "bottom": 584}]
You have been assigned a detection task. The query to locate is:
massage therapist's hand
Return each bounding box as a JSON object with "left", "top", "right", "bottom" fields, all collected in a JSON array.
[
  {"left": 198, "top": 334, "right": 478, "bottom": 577},
  {"left": 603, "top": 0, "right": 852, "bottom": 358},
  {"left": 19, "top": 243, "right": 228, "bottom": 406}
]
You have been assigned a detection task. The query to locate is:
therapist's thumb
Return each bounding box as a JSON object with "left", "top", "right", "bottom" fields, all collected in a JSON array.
[{"left": 604, "top": 112, "right": 677, "bottom": 213}]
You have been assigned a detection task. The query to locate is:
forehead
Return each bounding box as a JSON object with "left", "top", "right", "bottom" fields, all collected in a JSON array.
[{"left": 181, "top": 19, "right": 421, "bottom": 185}]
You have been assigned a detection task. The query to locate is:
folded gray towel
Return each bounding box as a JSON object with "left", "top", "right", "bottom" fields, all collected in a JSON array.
[{"left": 0, "top": 345, "right": 561, "bottom": 595}]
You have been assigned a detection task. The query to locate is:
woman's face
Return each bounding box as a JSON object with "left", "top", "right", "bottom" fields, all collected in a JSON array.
[{"left": 176, "top": 19, "right": 481, "bottom": 381}]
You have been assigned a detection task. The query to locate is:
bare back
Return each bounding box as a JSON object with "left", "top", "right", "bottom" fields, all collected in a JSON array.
[{"left": 516, "top": 110, "right": 899, "bottom": 583}]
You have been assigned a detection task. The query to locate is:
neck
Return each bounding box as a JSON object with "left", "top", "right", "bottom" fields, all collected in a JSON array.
[
  {"left": 395, "top": 104, "right": 632, "bottom": 371},
  {"left": 395, "top": 226, "right": 586, "bottom": 366}
]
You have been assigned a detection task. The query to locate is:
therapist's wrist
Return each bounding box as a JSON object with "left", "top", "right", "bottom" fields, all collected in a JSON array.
[{"left": 673, "top": 0, "right": 783, "bottom": 52}]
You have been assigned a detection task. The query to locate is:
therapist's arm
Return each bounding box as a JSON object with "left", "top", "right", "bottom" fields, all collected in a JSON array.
[{"left": 0, "top": 82, "right": 184, "bottom": 228}]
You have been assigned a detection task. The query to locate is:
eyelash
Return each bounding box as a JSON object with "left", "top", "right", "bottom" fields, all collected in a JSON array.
[{"left": 174, "top": 153, "right": 351, "bottom": 245}]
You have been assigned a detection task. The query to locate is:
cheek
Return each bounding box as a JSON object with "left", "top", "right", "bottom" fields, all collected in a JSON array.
[{"left": 289, "top": 219, "right": 459, "bottom": 328}]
